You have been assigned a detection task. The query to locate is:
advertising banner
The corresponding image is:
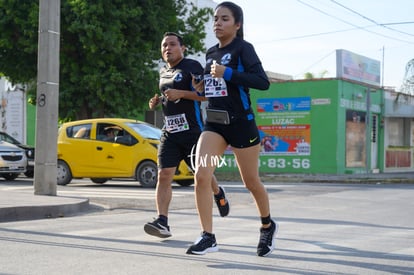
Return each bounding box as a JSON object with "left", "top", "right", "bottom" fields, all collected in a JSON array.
[
  {"left": 256, "top": 97, "right": 311, "bottom": 156},
  {"left": 336, "top": 49, "right": 381, "bottom": 86}
]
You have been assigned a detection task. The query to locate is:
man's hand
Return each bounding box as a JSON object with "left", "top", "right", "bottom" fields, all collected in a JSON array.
[
  {"left": 164, "top": 89, "right": 181, "bottom": 103},
  {"left": 192, "top": 75, "right": 204, "bottom": 93},
  {"left": 149, "top": 94, "right": 160, "bottom": 110}
]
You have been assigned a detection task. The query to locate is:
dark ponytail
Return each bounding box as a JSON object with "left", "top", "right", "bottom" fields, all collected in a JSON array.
[{"left": 216, "top": 1, "right": 244, "bottom": 39}]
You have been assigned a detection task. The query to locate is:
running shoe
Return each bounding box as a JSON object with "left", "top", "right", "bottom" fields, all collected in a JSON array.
[
  {"left": 257, "top": 220, "right": 278, "bottom": 257},
  {"left": 144, "top": 218, "right": 172, "bottom": 238},
  {"left": 186, "top": 231, "right": 219, "bottom": 255},
  {"left": 214, "top": 186, "right": 230, "bottom": 217}
]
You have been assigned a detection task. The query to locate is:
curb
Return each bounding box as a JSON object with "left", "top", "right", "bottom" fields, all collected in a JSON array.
[
  {"left": 216, "top": 172, "right": 414, "bottom": 184},
  {"left": 0, "top": 197, "right": 90, "bottom": 223},
  {"left": 260, "top": 176, "right": 414, "bottom": 184}
]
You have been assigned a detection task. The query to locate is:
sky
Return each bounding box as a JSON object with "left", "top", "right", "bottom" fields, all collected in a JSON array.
[{"left": 209, "top": 0, "right": 414, "bottom": 89}]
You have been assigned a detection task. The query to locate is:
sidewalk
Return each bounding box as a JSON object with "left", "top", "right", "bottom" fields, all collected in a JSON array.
[
  {"left": 0, "top": 172, "right": 413, "bottom": 223},
  {"left": 260, "top": 171, "right": 414, "bottom": 183},
  {"left": 0, "top": 189, "right": 89, "bottom": 222}
]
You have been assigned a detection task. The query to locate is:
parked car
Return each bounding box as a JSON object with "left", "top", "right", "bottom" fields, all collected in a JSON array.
[
  {"left": 57, "top": 118, "right": 194, "bottom": 187},
  {"left": 0, "top": 140, "right": 27, "bottom": 180},
  {"left": 0, "top": 131, "right": 34, "bottom": 177}
]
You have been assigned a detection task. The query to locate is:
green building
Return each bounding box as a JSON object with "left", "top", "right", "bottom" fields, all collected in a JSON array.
[
  {"left": 218, "top": 78, "right": 384, "bottom": 175},
  {"left": 27, "top": 103, "right": 36, "bottom": 146}
]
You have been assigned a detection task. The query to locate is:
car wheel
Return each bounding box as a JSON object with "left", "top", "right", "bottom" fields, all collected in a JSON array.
[
  {"left": 24, "top": 171, "right": 34, "bottom": 178},
  {"left": 2, "top": 173, "right": 19, "bottom": 181},
  {"left": 135, "top": 160, "right": 157, "bottom": 188},
  {"left": 57, "top": 160, "right": 72, "bottom": 185},
  {"left": 90, "top": 178, "right": 108, "bottom": 184},
  {"left": 175, "top": 179, "right": 194, "bottom": 187}
]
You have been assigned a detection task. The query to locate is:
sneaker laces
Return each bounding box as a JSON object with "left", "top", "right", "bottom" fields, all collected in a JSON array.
[
  {"left": 194, "top": 232, "right": 212, "bottom": 245},
  {"left": 259, "top": 224, "right": 274, "bottom": 244}
]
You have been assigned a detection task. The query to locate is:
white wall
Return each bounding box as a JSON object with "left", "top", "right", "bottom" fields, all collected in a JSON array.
[
  {"left": 187, "top": 0, "right": 217, "bottom": 66},
  {"left": 0, "top": 77, "right": 27, "bottom": 143}
]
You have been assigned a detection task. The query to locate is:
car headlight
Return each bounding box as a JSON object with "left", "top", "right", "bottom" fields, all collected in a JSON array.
[{"left": 26, "top": 149, "right": 34, "bottom": 158}]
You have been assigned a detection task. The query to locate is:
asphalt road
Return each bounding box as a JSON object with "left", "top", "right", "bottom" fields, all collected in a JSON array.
[
  {"left": 1, "top": 177, "right": 414, "bottom": 274},
  {"left": 1, "top": 176, "right": 387, "bottom": 211}
]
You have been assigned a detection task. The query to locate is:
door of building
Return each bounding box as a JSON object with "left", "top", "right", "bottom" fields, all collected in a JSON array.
[{"left": 370, "top": 114, "right": 378, "bottom": 170}]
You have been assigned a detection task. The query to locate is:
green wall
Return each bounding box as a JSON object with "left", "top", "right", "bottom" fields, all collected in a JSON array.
[
  {"left": 26, "top": 103, "right": 36, "bottom": 146},
  {"left": 217, "top": 79, "right": 383, "bottom": 175}
]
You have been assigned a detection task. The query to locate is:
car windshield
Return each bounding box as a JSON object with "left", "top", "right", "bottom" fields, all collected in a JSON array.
[
  {"left": 0, "top": 132, "right": 21, "bottom": 145},
  {"left": 126, "top": 122, "right": 161, "bottom": 140}
]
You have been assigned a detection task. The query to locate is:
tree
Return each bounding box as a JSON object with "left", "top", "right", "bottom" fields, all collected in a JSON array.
[
  {"left": 303, "top": 70, "right": 329, "bottom": 80},
  {"left": 304, "top": 72, "right": 314, "bottom": 80},
  {"left": 0, "top": 0, "right": 212, "bottom": 120}
]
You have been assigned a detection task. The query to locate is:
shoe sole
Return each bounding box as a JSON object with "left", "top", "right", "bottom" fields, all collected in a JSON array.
[
  {"left": 186, "top": 245, "right": 219, "bottom": 255},
  {"left": 144, "top": 223, "right": 172, "bottom": 238},
  {"left": 258, "top": 222, "right": 279, "bottom": 257}
]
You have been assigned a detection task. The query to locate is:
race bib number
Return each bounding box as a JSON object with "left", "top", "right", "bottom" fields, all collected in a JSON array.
[
  {"left": 165, "top": 113, "right": 189, "bottom": 133},
  {"left": 204, "top": 74, "right": 228, "bottom": 97}
]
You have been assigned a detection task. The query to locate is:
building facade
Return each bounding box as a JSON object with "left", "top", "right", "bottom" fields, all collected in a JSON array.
[
  {"left": 217, "top": 78, "right": 409, "bottom": 174},
  {"left": 383, "top": 90, "right": 414, "bottom": 172}
]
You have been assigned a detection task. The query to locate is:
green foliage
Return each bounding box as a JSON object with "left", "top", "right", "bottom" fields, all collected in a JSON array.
[
  {"left": 0, "top": 1, "right": 39, "bottom": 82},
  {"left": 0, "top": 0, "right": 212, "bottom": 120},
  {"left": 304, "top": 70, "right": 329, "bottom": 80},
  {"left": 304, "top": 72, "right": 314, "bottom": 79}
]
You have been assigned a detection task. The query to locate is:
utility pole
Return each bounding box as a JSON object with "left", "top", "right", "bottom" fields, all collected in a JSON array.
[{"left": 34, "top": 0, "right": 60, "bottom": 195}]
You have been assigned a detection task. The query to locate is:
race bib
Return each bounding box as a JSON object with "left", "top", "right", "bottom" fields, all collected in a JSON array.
[
  {"left": 165, "top": 113, "right": 189, "bottom": 133},
  {"left": 204, "top": 74, "right": 228, "bottom": 97}
]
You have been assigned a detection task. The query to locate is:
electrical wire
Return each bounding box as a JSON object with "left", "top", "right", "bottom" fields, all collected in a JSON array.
[
  {"left": 257, "top": 24, "right": 384, "bottom": 44},
  {"left": 330, "top": 0, "right": 414, "bottom": 37},
  {"left": 294, "top": 50, "right": 335, "bottom": 79},
  {"left": 296, "top": 0, "right": 414, "bottom": 44}
]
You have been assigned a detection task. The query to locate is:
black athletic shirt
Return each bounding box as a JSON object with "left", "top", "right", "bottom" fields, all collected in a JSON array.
[
  {"left": 159, "top": 58, "right": 204, "bottom": 133},
  {"left": 204, "top": 37, "right": 270, "bottom": 120}
]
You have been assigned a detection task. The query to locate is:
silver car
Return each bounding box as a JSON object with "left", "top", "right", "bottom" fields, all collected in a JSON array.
[{"left": 0, "top": 141, "right": 27, "bottom": 180}]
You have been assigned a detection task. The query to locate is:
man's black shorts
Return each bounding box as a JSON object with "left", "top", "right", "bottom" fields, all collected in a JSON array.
[{"left": 158, "top": 130, "right": 200, "bottom": 170}]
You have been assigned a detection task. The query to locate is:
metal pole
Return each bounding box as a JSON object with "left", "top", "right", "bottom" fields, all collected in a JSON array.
[
  {"left": 381, "top": 46, "right": 385, "bottom": 88},
  {"left": 34, "top": 0, "right": 60, "bottom": 195}
]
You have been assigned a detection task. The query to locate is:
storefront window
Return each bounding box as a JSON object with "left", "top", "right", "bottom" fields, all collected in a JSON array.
[
  {"left": 388, "top": 118, "right": 410, "bottom": 147},
  {"left": 388, "top": 118, "right": 403, "bottom": 146}
]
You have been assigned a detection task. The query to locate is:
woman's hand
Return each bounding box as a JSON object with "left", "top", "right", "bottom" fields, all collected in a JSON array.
[{"left": 211, "top": 61, "right": 225, "bottom": 78}]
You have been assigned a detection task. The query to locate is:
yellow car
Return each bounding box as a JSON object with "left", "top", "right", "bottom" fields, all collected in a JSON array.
[{"left": 57, "top": 118, "right": 194, "bottom": 187}]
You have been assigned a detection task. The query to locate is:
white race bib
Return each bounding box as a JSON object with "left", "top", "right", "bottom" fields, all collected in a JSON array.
[
  {"left": 165, "top": 113, "right": 189, "bottom": 133},
  {"left": 204, "top": 74, "right": 228, "bottom": 97}
]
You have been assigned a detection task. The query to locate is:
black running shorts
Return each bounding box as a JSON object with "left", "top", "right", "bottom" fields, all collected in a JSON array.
[
  {"left": 158, "top": 131, "right": 200, "bottom": 170},
  {"left": 203, "top": 118, "right": 260, "bottom": 149}
]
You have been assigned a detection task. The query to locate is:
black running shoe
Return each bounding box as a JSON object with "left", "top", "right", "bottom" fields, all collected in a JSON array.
[
  {"left": 144, "top": 218, "right": 172, "bottom": 238},
  {"left": 186, "top": 231, "right": 219, "bottom": 255},
  {"left": 214, "top": 186, "right": 230, "bottom": 217},
  {"left": 257, "top": 220, "right": 278, "bottom": 257}
]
